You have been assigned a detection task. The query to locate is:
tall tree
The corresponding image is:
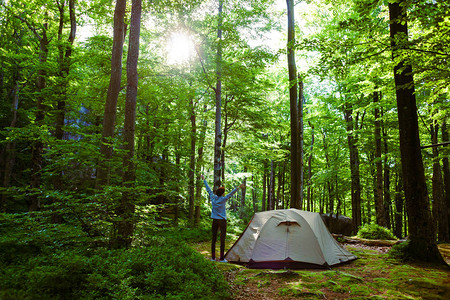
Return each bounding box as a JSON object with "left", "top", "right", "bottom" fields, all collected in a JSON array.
[
  {"left": 306, "top": 121, "right": 314, "bottom": 211},
  {"left": 114, "top": 0, "right": 141, "bottom": 248},
  {"left": 298, "top": 80, "right": 305, "bottom": 208},
  {"left": 213, "top": 0, "right": 224, "bottom": 191},
  {"left": 188, "top": 97, "right": 196, "bottom": 224},
  {"left": 344, "top": 98, "right": 362, "bottom": 231},
  {"left": 51, "top": 0, "right": 77, "bottom": 223},
  {"left": 20, "top": 10, "right": 50, "bottom": 212},
  {"left": 430, "top": 122, "right": 448, "bottom": 242},
  {"left": 382, "top": 109, "right": 392, "bottom": 229},
  {"left": 286, "top": 0, "right": 301, "bottom": 209},
  {"left": 373, "top": 91, "right": 386, "bottom": 227},
  {"left": 442, "top": 120, "right": 450, "bottom": 240},
  {"left": 388, "top": 0, "right": 443, "bottom": 262},
  {"left": 96, "top": 0, "right": 127, "bottom": 188}
]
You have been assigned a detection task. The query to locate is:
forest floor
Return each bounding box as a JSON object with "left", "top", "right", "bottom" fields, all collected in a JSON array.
[{"left": 190, "top": 240, "right": 450, "bottom": 299}]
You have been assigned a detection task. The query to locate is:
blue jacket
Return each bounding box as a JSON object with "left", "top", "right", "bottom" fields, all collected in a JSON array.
[{"left": 203, "top": 180, "right": 239, "bottom": 220}]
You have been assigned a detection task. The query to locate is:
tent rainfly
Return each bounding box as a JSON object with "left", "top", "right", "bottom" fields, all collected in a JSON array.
[{"left": 225, "top": 209, "right": 357, "bottom": 269}]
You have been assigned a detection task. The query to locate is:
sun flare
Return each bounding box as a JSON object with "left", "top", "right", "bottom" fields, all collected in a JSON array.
[{"left": 166, "top": 32, "right": 195, "bottom": 65}]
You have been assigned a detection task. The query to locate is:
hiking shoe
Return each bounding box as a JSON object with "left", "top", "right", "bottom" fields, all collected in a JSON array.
[
  {"left": 210, "top": 258, "right": 216, "bottom": 261},
  {"left": 219, "top": 259, "right": 228, "bottom": 263}
]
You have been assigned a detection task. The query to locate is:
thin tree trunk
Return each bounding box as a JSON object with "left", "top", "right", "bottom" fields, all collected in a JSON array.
[
  {"left": 54, "top": 0, "right": 75, "bottom": 143},
  {"left": 388, "top": 0, "right": 443, "bottom": 262},
  {"left": 328, "top": 181, "right": 334, "bottom": 214},
  {"left": 30, "top": 20, "right": 49, "bottom": 212},
  {"left": 442, "top": 120, "right": 450, "bottom": 240},
  {"left": 213, "top": 0, "right": 223, "bottom": 191},
  {"left": 336, "top": 176, "right": 341, "bottom": 216},
  {"left": 431, "top": 123, "right": 448, "bottom": 242},
  {"left": 382, "top": 109, "right": 392, "bottom": 229},
  {"left": 221, "top": 108, "right": 228, "bottom": 184},
  {"left": 344, "top": 102, "right": 362, "bottom": 231},
  {"left": 252, "top": 174, "right": 257, "bottom": 213},
  {"left": 188, "top": 98, "right": 196, "bottom": 224},
  {"left": 299, "top": 80, "right": 304, "bottom": 208},
  {"left": 262, "top": 165, "right": 267, "bottom": 211},
  {"left": 114, "top": 0, "right": 141, "bottom": 248},
  {"left": 394, "top": 171, "right": 404, "bottom": 238},
  {"left": 51, "top": 0, "right": 76, "bottom": 223},
  {"left": 268, "top": 160, "right": 274, "bottom": 210},
  {"left": 276, "top": 162, "right": 283, "bottom": 210},
  {"left": 322, "top": 129, "right": 332, "bottom": 214},
  {"left": 307, "top": 121, "right": 314, "bottom": 211},
  {"left": 281, "top": 159, "right": 287, "bottom": 209},
  {"left": 286, "top": 0, "right": 301, "bottom": 209},
  {"left": 194, "top": 113, "right": 207, "bottom": 226},
  {"left": 96, "top": 0, "right": 127, "bottom": 188},
  {"left": 374, "top": 91, "right": 386, "bottom": 227},
  {"left": 240, "top": 166, "right": 247, "bottom": 217}
]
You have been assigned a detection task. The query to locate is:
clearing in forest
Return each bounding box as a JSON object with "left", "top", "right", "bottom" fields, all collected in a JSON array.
[{"left": 191, "top": 241, "right": 450, "bottom": 299}]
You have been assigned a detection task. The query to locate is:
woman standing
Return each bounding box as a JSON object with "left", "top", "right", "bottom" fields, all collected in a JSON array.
[{"left": 201, "top": 174, "right": 245, "bottom": 262}]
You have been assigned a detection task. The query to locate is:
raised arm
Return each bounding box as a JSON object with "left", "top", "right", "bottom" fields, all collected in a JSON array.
[
  {"left": 201, "top": 174, "right": 214, "bottom": 198},
  {"left": 221, "top": 183, "right": 245, "bottom": 202}
]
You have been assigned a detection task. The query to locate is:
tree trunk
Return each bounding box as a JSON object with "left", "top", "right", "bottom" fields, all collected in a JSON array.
[
  {"left": 286, "top": 0, "right": 301, "bottom": 209},
  {"left": 382, "top": 109, "right": 392, "bottom": 229},
  {"left": 344, "top": 102, "right": 361, "bottom": 231},
  {"left": 213, "top": 0, "right": 223, "bottom": 191},
  {"left": 276, "top": 162, "right": 283, "bottom": 210},
  {"left": 96, "top": 0, "right": 127, "bottom": 188},
  {"left": 240, "top": 166, "right": 247, "bottom": 217},
  {"left": 51, "top": 0, "right": 76, "bottom": 223},
  {"left": 194, "top": 114, "right": 207, "bottom": 226},
  {"left": 268, "top": 160, "right": 274, "bottom": 210},
  {"left": 394, "top": 171, "right": 404, "bottom": 238},
  {"left": 114, "top": 0, "right": 141, "bottom": 248},
  {"left": 54, "top": 0, "right": 75, "bottom": 143},
  {"left": 221, "top": 109, "right": 228, "bottom": 184},
  {"left": 298, "top": 80, "right": 304, "bottom": 208},
  {"left": 188, "top": 98, "right": 196, "bottom": 224},
  {"left": 442, "top": 120, "right": 450, "bottom": 240},
  {"left": 262, "top": 166, "right": 267, "bottom": 211},
  {"left": 374, "top": 91, "right": 386, "bottom": 227},
  {"left": 307, "top": 121, "right": 314, "bottom": 211},
  {"left": 388, "top": 0, "right": 443, "bottom": 262},
  {"left": 30, "top": 21, "right": 49, "bottom": 212},
  {"left": 252, "top": 174, "right": 257, "bottom": 213},
  {"left": 322, "top": 129, "right": 332, "bottom": 214},
  {"left": 431, "top": 123, "right": 448, "bottom": 242}
]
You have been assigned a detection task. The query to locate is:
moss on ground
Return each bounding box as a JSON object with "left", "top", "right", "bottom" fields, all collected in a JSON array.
[{"left": 191, "top": 241, "right": 450, "bottom": 299}]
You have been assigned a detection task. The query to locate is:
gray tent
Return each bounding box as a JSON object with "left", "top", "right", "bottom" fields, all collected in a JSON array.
[{"left": 225, "top": 209, "right": 357, "bottom": 269}]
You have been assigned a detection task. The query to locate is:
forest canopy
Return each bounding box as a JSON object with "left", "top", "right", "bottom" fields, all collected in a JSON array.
[{"left": 0, "top": 0, "right": 449, "bottom": 283}]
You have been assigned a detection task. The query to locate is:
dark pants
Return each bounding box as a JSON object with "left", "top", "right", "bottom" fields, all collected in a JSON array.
[{"left": 211, "top": 218, "right": 227, "bottom": 260}]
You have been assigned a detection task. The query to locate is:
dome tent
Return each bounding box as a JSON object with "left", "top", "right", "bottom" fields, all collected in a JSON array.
[{"left": 225, "top": 209, "right": 357, "bottom": 269}]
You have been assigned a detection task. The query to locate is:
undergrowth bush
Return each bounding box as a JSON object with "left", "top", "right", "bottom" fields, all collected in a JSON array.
[
  {"left": 389, "top": 240, "right": 412, "bottom": 261},
  {"left": 0, "top": 213, "right": 229, "bottom": 299},
  {"left": 356, "top": 224, "right": 396, "bottom": 240}
]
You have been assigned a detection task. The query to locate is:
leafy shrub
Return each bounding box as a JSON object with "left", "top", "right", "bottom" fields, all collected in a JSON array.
[
  {"left": 0, "top": 213, "right": 229, "bottom": 300},
  {"left": 356, "top": 224, "right": 396, "bottom": 240},
  {"left": 389, "top": 240, "right": 412, "bottom": 261}
]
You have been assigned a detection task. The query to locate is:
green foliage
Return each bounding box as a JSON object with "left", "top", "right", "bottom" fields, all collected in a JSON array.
[
  {"left": 0, "top": 213, "right": 229, "bottom": 300},
  {"left": 356, "top": 223, "right": 397, "bottom": 240},
  {"left": 389, "top": 240, "right": 413, "bottom": 261},
  {"left": 389, "top": 240, "right": 446, "bottom": 264}
]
